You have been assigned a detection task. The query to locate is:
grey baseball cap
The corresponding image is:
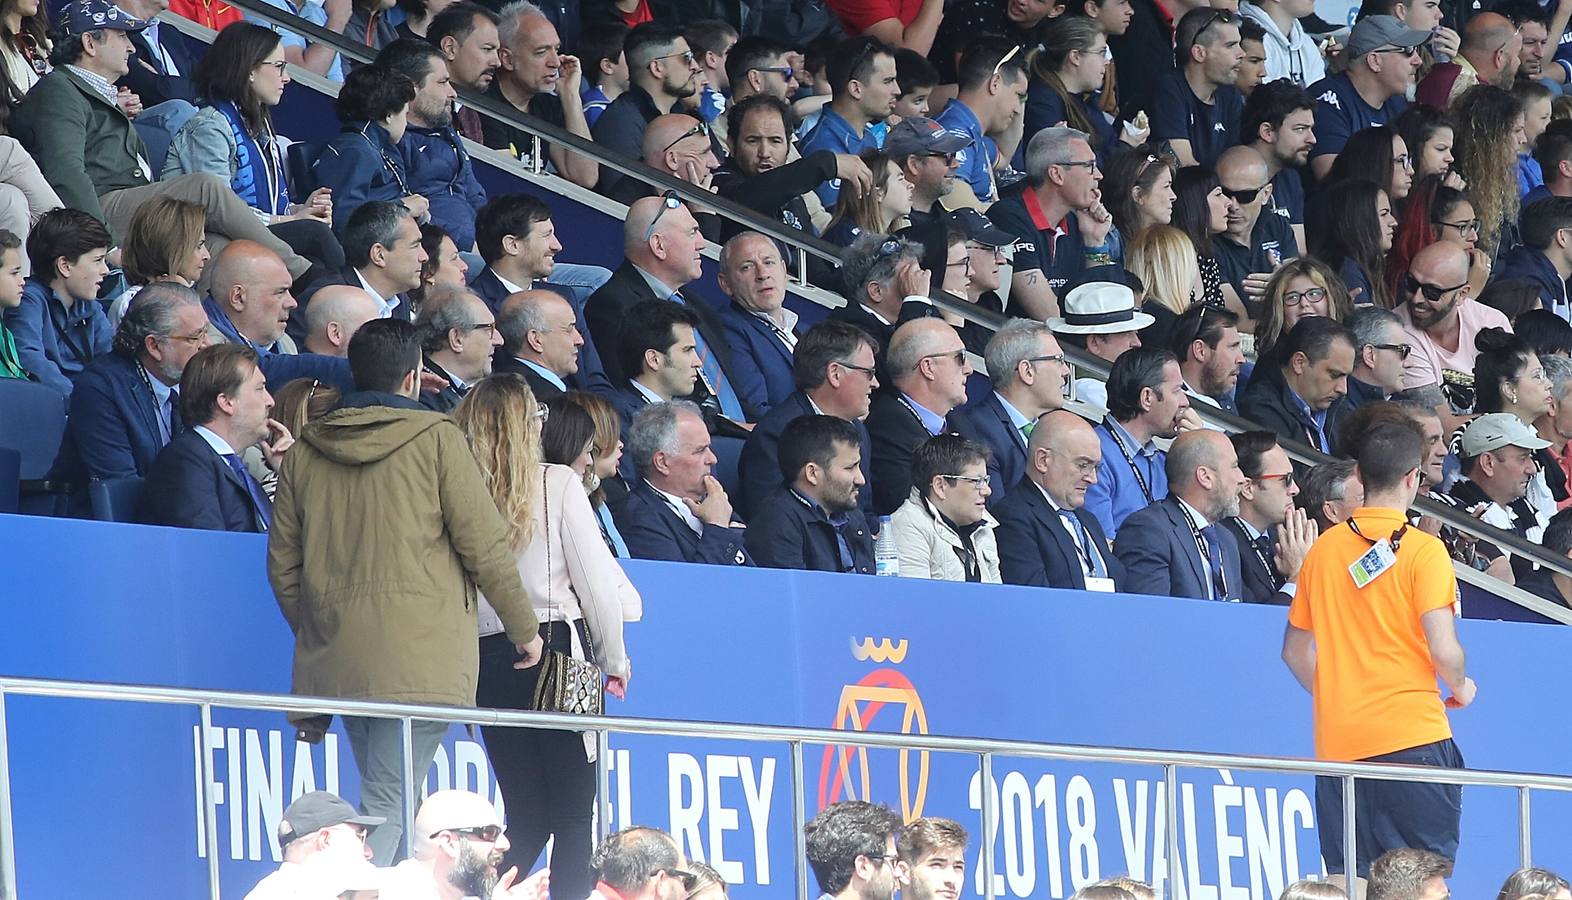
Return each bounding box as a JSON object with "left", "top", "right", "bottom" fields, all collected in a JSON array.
[
  {"left": 1460, "top": 413, "right": 1551, "bottom": 456},
  {"left": 1345, "top": 15, "right": 1431, "bottom": 59},
  {"left": 277, "top": 791, "right": 384, "bottom": 846}
]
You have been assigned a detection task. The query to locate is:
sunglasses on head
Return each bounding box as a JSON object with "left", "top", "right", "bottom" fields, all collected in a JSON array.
[
  {"left": 1402, "top": 272, "right": 1467, "bottom": 302},
  {"left": 660, "top": 119, "right": 710, "bottom": 155},
  {"left": 644, "top": 190, "right": 684, "bottom": 241}
]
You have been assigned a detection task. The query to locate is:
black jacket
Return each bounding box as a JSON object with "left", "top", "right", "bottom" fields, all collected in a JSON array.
[
  {"left": 866, "top": 391, "right": 951, "bottom": 517},
  {"left": 993, "top": 477, "right": 1123, "bottom": 590},
  {"left": 583, "top": 261, "right": 737, "bottom": 390},
  {"left": 737, "top": 391, "right": 873, "bottom": 522},
  {"left": 745, "top": 487, "right": 874, "bottom": 574},
  {"left": 139, "top": 428, "right": 269, "bottom": 533},
  {"left": 291, "top": 263, "right": 412, "bottom": 345},
  {"left": 1219, "top": 516, "right": 1291, "bottom": 606},
  {"left": 1107, "top": 0, "right": 1175, "bottom": 122},
  {"left": 1237, "top": 365, "right": 1343, "bottom": 457},
  {"left": 122, "top": 25, "right": 198, "bottom": 108},
  {"left": 713, "top": 151, "right": 838, "bottom": 281},
  {"left": 614, "top": 478, "right": 752, "bottom": 565},
  {"left": 493, "top": 355, "right": 568, "bottom": 399}
]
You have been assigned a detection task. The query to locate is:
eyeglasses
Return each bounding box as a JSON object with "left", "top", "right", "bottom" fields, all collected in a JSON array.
[
  {"left": 164, "top": 328, "right": 211, "bottom": 346},
  {"left": 1520, "top": 367, "right": 1553, "bottom": 385},
  {"left": 1255, "top": 471, "right": 1295, "bottom": 486},
  {"left": 943, "top": 473, "right": 992, "bottom": 487},
  {"left": 432, "top": 824, "right": 503, "bottom": 842},
  {"left": 1282, "top": 286, "right": 1327, "bottom": 308},
  {"left": 644, "top": 190, "right": 683, "bottom": 241},
  {"left": 920, "top": 349, "right": 967, "bottom": 367},
  {"left": 1026, "top": 353, "right": 1068, "bottom": 368},
  {"left": 653, "top": 49, "right": 696, "bottom": 66},
  {"left": 834, "top": 359, "right": 878, "bottom": 377},
  {"left": 1434, "top": 218, "right": 1481, "bottom": 236},
  {"left": 1372, "top": 342, "right": 1412, "bottom": 359},
  {"left": 750, "top": 64, "right": 795, "bottom": 79},
  {"left": 1393, "top": 153, "right": 1413, "bottom": 171},
  {"left": 470, "top": 322, "right": 498, "bottom": 336},
  {"left": 1220, "top": 184, "right": 1268, "bottom": 205},
  {"left": 1051, "top": 159, "right": 1098, "bottom": 171},
  {"left": 1372, "top": 44, "right": 1422, "bottom": 57},
  {"left": 660, "top": 119, "right": 710, "bottom": 155},
  {"left": 1402, "top": 272, "right": 1468, "bottom": 302},
  {"left": 258, "top": 59, "right": 288, "bottom": 73},
  {"left": 656, "top": 868, "right": 699, "bottom": 890}
]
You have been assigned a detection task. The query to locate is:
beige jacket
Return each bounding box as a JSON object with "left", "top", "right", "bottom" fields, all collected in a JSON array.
[{"left": 889, "top": 491, "right": 1003, "bottom": 583}]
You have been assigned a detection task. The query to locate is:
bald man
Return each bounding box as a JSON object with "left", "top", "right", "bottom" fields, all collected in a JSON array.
[
  {"left": 205, "top": 241, "right": 354, "bottom": 392},
  {"left": 867, "top": 318, "right": 972, "bottom": 515},
  {"left": 1214, "top": 145, "right": 1298, "bottom": 325},
  {"left": 1113, "top": 429, "right": 1248, "bottom": 601},
  {"left": 994, "top": 409, "right": 1126, "bottom": 590},
  {"left": 1416, "top": 11, "right": 1522, "bottom": 105},
  {"left": 1395, "top": 240, "right": 1512, "bottom": 431},
  {"left": 493, "top": 288, "right": 585, "bottom": 398},
  {"left": 302, "top": 285, "right": 381, "bottom": 357},
  {"left": 380, "top": 789, "right": 546, "bottom": 899},
  {"left": 606, "top": 113, "right": 721, "bottom": 207},
  {"left": 585, "top": 195, "right": 746, "bottom": 424}
]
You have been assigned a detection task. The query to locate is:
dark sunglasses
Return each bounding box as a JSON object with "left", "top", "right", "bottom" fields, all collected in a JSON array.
[
  {"left": 657, "top": 868, "right": 699, "bottom": 890},
  {"left": 1190, "top": 8, "right": 1237, "bottom": 45},
  {"left": 660, "top": 119, "right": 710, "bottom": 155},
  {"left": 750, "top": 64, "right": 795, "bottom": 79},
  {"left": 433, "top": 824, "right": 503, "bottom": 842},
  {"left": 1401, "top": 272, "right": 1467, "bottom": 302},
  {"left": 1373, "top": 342, "right": 1413, "bottom": 359},
  {"left": 1220, "top": 184, "right": 1266, "bottom": 205},
  {"left": 644, "top": 190, "right": 683, "bottom": 241}
]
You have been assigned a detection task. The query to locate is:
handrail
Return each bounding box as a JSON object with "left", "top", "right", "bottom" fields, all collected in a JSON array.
[
  {"left": 198, "top": 0, "right": 845, "bottom": 270},
  {"left": 157, "top": 10, "right": 1572, "bottom": 592}
]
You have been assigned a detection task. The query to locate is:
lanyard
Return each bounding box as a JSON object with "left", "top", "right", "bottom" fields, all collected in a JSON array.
[
  {"left": 1347, "top": 517, "right": 1407, "bottom": 552},
  {"left": 1180, "top": 504, "right": 1228, "bottom": 600},
  {"left": 361, "top": 128, "right": 411, "bottom": 196},
  {"left": 1232, "top": 516, "right": 1277, "bottom": 586},
  {"left": 1060, "top": 508, "right": 1102, "bottom": 576},
  {"left": 1103, "top": 417, "right": 1154, "bottom": 503},
  {"left": 135, "top": 360, "right": 172, "bottom": 441}
]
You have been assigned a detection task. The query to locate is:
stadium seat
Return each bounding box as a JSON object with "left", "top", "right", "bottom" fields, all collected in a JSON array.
[
  {"left": 0, "top": 446, "right": 19, "bottom": 514},
  {"left": 88, "top": 476, "right": 146, "bottom": 524},
  {"left": 0, "top": 378, "right": 69, "bottom": 515},
  {"left": 286, "top": 140, "right": 329, "bottom": 202}
]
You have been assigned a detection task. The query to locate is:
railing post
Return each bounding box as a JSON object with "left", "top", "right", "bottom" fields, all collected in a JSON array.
[
  {"left": 531, "top": 135, "right": 543, "bottom": 176},
  {"left": 0, "top": 688, "right": 17, "bottom": 900},
  {"left": 1342, "top": 775, "right": 1357, "bottom": 900},
  {"left": 791, "top": 741, "right": 808, "bottom": 900},
  {"left": 199, "top": 703, "right": 222, "bottom": 900},
  {"left": 1164, "top": 765, "right": 1180, "bottom": 900},
  {"left": 980, "top": 752, "right": 997, "bottom": 900},
  {"left": 1518, "top": 785, "right": 1532, "bottom": 869},
  {"left": 596, "top": 729, "right": 612, "bottom": 841},
  {"left": 400, "top": 716, "right": 415, "bottom": 862}
]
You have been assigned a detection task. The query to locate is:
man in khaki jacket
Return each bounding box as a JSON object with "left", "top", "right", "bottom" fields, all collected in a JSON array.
[{"left": 268, "top": 318, "right": 543, "bottom": 865}]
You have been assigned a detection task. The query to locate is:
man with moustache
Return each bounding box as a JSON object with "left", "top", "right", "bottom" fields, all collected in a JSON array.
[
  {"left": 806, "top": 801, "right": 906, "bottom": 900},
  {"left": 897, "top": 818, "right": 969, "bottom": 900},
  {"left": 1449, "top": 412, "right": 1552, "bottom": 580},
  {"left": 1171, "top": 304, "right": 1246, "bottom": 415},
  {"left": 379, "top": 789, "right": 548, "bottom": 899},
  {"left": 593, "top": 25, "right": 705, "bottom": 197},
  {"left": 1114, "top": 429, "right": 1250, "bottom": 601},
  {"left": 1222, "top": 430, "right": 1318, "bottom": 605},
  {"left": 892, "top": 118, "right": 968, "bottom": 229},
  {"left": 745, "top": 415, "right": 875, "bottom": 573},
  {"left": 995, "top": 409, "right": 1127, "bottom": 591},
  {"left": 1394, "top": 242, "right": 1511, "bottom": 420},
  {"left": 1239, "top": 316, "right": 1356, "bottom": 455},
  {"left": 1085, "top": 347, "right": 1194, "bottom": 540},
  {"left": 484, "top": 1, "right": 598, "bottom": 189},
  {"left": 1214, "top": 145, "right": 1298, "bottom": 310},
  {"left": 1242, "top": 80, "right": 1316, "bottom": 250},
  {"left": 1305, "top": 16, "right": 1426, "bottom": 181},
  {"left": 429, "top": 3, "right": 502, "bottom": 143}
]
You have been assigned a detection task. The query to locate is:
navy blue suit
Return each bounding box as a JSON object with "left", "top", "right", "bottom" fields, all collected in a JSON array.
[
  {"left": 608, "top": 382, "right": 651, "bottom": 483},
  {"left": 204, "top": 297, "right": 355, "bottom": 394},
  {"left": 614, "top": 479, "right": 752, "bottom": 565},
  {"left": 1112, "top": 497, "right": 1244, "bottom": 601},
  {"left": 54, "top": 351, "right": 174, "bottom": 481},
  {"left": 139, "top": 428, "right": 269, "bottom": 532},
  {"left": 949, "top": 392, "right": 1027, "bottom": 510},
  {"left": 1220, "top": 516, "right": 1290, "bottom": 606},
  {"left": 717, "top": 300, "right": 796, "bottom": 421},
  {"left": 737, "top": 391, "right": 873, "bottom": 522},
  {"left": 993, "top": 478, "right": 1124, "bottom": 590},
  {"left": 745, "top": 487, "right": 874, "bottom": 574},
  {"left": 468, "top": 266, "right": 613, "bottom": 396},
  {"left": 123, "top": 26, "right": 198, "bottom": 108}
]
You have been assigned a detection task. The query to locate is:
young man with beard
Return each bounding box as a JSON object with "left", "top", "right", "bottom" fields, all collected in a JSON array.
[
  {"left": 805, "top": 801, "right": 906, "bottom": 900},
  {"left": 429, "top": 3, "right": 503, "bottom": 143},
  {"left": 801, "top": 35, "right": 901, "bottom": 207},
  {"left": 379, "top": 789, "right": 549, "bottom": 899},
  {"left": 1171, "top": 304, "right": 1246, "bottom": 415},
  {"left": 745, "top": 414, "right": 875, "bottom": 573},
  {"left": 485, "top": 2, "right": 599, "bottom": 189},
  {"left": 1242, "top": 80, "right": 1315, "bottom": 251},
  {"left": 1394, "top": 242, "right": 1510, "bottom": 428},
  {"left": 1223, "top": 430, "right": 1318, "bottom": 605},
  {"left": 897, "top": 817, "right": 969, "bottom": 900},
  {"left": 593, "top": 25, "right": 705, "bottom": 196}
]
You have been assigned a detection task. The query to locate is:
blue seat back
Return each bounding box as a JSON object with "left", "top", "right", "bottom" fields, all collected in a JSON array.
[
  {"left": 89, "top": 476, "right": 145, "bottom": 523},
  {"left": 0, "top": 378, "right": 66, "bottom": 480},
  {"left": 0, "top": 446, "right": 18, "bottom": 514}
]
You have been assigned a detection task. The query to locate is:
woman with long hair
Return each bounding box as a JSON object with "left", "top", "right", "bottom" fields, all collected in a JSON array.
[
  {"left": 0, "top": 0, "right": 48, "bottom": 110},
  {"left": 563, "top": 390, "right": 634, "bottom": 555},
  {"left": 1328, "top": 125, "right": 1413, "bottom": 203},
  {"left": 1024, "top": 18, "right": 1118, "bottom": 155},
  {"left": 1469, "top": 327, "right": 1564, "bottom": 529},
  {"left": 1452, "top": 84, "right": 1527, "bottom": 257},
  {"left": 1104, "top": 145, "right": 1177, "bottom": 247},
  {"left": 1306, "top": 179, "right": 1396, "bottom": 308},
  {"left": 1386, "top": 177, "right": 1489, "bottom": 301},
  {"left": 164, "top": 22, "right": 344, "bottom": 272},
  {"left": 1395, "top": 104, "right": 1464, "bottom": 188},
  {"left": 824, "top": 151, "right": 912, "bottom": 246},
  {"left": 454, "top": 374, "right": 639, "bottom": 900},
  {"left": 1170, "top": 166, "right": 1236, "bottom": 312},
  {"left": 107, "top": 198, "right": 210, "bottom": 327},
  {"left": 1254, "top": 257, "right": 1352, "bottom": 364},
  {"left": 1126, "top": 224, "right": 1201, "bottom": 349},
  {"left": 411, "top": 223, "right": 469, "bottom": 312}
]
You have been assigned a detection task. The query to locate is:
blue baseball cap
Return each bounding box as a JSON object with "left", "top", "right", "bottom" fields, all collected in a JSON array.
[{"left": 62, "top": 0, "right": 149, "bottom": 36}]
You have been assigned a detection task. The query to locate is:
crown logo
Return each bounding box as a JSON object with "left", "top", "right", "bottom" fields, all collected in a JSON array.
[{"left": 852, "top": 637, "right": 908, "bottom": 664}]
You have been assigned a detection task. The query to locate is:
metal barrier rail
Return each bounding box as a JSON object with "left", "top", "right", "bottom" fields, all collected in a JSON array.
[{"left": 0, "top": 675, "right": 1565, "bottom": 900}]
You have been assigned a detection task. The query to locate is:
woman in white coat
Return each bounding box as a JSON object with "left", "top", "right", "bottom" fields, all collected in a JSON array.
[{"left": 889, "top": 434, "right": 1003, "bottom": 583}]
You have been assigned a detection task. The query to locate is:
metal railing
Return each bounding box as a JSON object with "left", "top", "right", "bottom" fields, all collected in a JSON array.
[
  {"left": 0, "top": 675, "right": 1566, "bottom": 900},
  {"left": 156, "top": 8, "right": 1572, "bottom": 596}
]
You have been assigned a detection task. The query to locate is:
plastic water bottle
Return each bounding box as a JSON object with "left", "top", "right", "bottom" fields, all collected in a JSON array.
[{"left": 874, "top": 516, "right": 901, "bottom": 577}]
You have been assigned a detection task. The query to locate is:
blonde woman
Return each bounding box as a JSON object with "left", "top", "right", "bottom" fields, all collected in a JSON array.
[
  {"left": 1254, "top": 258, "right": 1353, "bottom": 364},
  {"left": 823, "top": 151, "right": 913, "bottom": 246},
  {"left": 454, "top": 374, "right": 641, "bottom": 900},
  {"left": 107, "top": 198, "right": 210, "bottom": 328},
  {"left": 1125, "top": 224, "right": 1201, "bottom": 350}
]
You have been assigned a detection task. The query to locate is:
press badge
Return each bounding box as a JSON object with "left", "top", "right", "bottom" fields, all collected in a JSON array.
[
  {"left": 1349, "top": 539, "right": 1397, "bottom": 588},
  {"left": 1084, "top": 576, "right": 1116, "bottom": 593}
]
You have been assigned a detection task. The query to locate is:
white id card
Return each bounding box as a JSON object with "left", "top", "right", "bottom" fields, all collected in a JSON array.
[
  {"left": 1084, "top": 576, "right": 1117, "bottom": 593},
  {"left": 1349, "top": 538, "right": 1397, "bottom": 589}
]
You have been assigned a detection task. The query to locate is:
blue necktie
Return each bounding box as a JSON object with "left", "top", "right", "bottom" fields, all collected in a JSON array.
[
  {"left": 1252, "top": 533, "right": 1281, "bottom": 588},
  {"left": 222, "top": 453, "right": 272, "bottom": 532},
  {"left": 1059, "top": 509, "right": 1106, "bottom": 578},
  {"left": 1199, "top": 523, "right": 1227, "bottom": 600},
  {"left": 671, "top": 292, "right": 746, "bottom": 421},
  {"left": 597, "top": 502, "right": 630, "bottom": 558}
]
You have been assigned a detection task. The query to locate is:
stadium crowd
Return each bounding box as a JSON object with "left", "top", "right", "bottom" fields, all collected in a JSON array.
[{"left": 2, "top": 0, "right": 1572, "bottom": 891}]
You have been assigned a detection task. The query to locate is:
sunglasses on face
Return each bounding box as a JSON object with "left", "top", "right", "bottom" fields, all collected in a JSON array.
[
  {"left": 433, "top": 824, "right": 503, "bottom": 842},
  {"left": 1220, "top": 184, "right": 1268, "bottom": 205},
  {"left": 653, "top": 49, "right": 696, "bottom": 66},
  {"left": 1402, "top": 272, "right": 1467, "bottom": 302},
  {"left": 1373, "top": 342, "right": 1413, "bottom": 359},
  {"left": 1372, "top": 44, "right": 1422, "bottom": 57},
  {"left": 750, "top": 64, "right": 795, "bottom": 79}
]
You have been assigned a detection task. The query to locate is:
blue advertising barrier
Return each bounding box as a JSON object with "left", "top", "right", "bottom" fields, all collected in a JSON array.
[{"left": 3, "top": 512, "right": 1571, "bottom": 900}]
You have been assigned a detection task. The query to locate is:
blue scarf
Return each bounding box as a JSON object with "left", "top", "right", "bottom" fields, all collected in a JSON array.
[{"left": 216, "top": 101, "right": 288, "bottom": 216}]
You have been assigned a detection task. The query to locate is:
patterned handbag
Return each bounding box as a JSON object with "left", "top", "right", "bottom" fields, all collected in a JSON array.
[{"left": 530, "top": 469, "right": 606, "bottom": 716}]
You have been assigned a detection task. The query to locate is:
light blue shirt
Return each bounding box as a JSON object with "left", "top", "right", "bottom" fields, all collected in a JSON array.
[
  {"left": 192, "top": 424, "right": 237, "bottom": 457},
  {"left": 145, "top": 367, "right": 174, "bottom": 442},
  {"left": 250, "top": 0, "right": 344, "bottom": 83},
  {"left": 902, "top": 392, "right": 947, "bottom": 436},
  {"left": 1085, "top": 417, "right": 1168, "bottom": 541},
  {"left": 995, "top": 392, "right": 1030, "bottom": 447},
  {"left": 519, "top": 358, "right": 567, "bottom": 393}
]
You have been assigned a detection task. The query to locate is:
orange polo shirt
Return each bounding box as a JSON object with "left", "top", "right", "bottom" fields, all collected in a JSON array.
[{"left": 1288, "top": 507, "right": 1458, "bottom": 762}]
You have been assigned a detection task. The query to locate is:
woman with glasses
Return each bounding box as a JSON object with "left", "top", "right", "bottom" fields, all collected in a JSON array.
[
  {"left": 454, "top": 374, "right": 639, "bottom": 900},
  {"left": 890, "top": 434, "right": 1003, "bottom": 583},
  {"left": 1328, "top": 125, "right": 1413, "bottom": 202},
  {"left": 106, "top": 198, "right": 210, "bottom": 329},
  {"left": 1254, "top": 258, "right": 1353, "bottom": 365},
  {"left": 1306, "top": 178, "right": 1397, "bottom": 309},
  {"left": 164, "top": 23, "right": 344, "bottom": 275},
  {"left": 824, "top": 151, "right": 913, "bottom": 247},
  {"left": 1469, "top": 326, "right": 1565, "bottom": 526},
  {"left": 1024, "top": 18, "right": 1121, "bottom": 159},
  {"left": 1452, "top": 84, "right": 1527, "bottom": 257},
  {"left": 1104, "top": 144, "right": 1178, "bottom": 248},
  {"left": 1386, "top": 177, "right": 1490, "bottom": 304}
]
